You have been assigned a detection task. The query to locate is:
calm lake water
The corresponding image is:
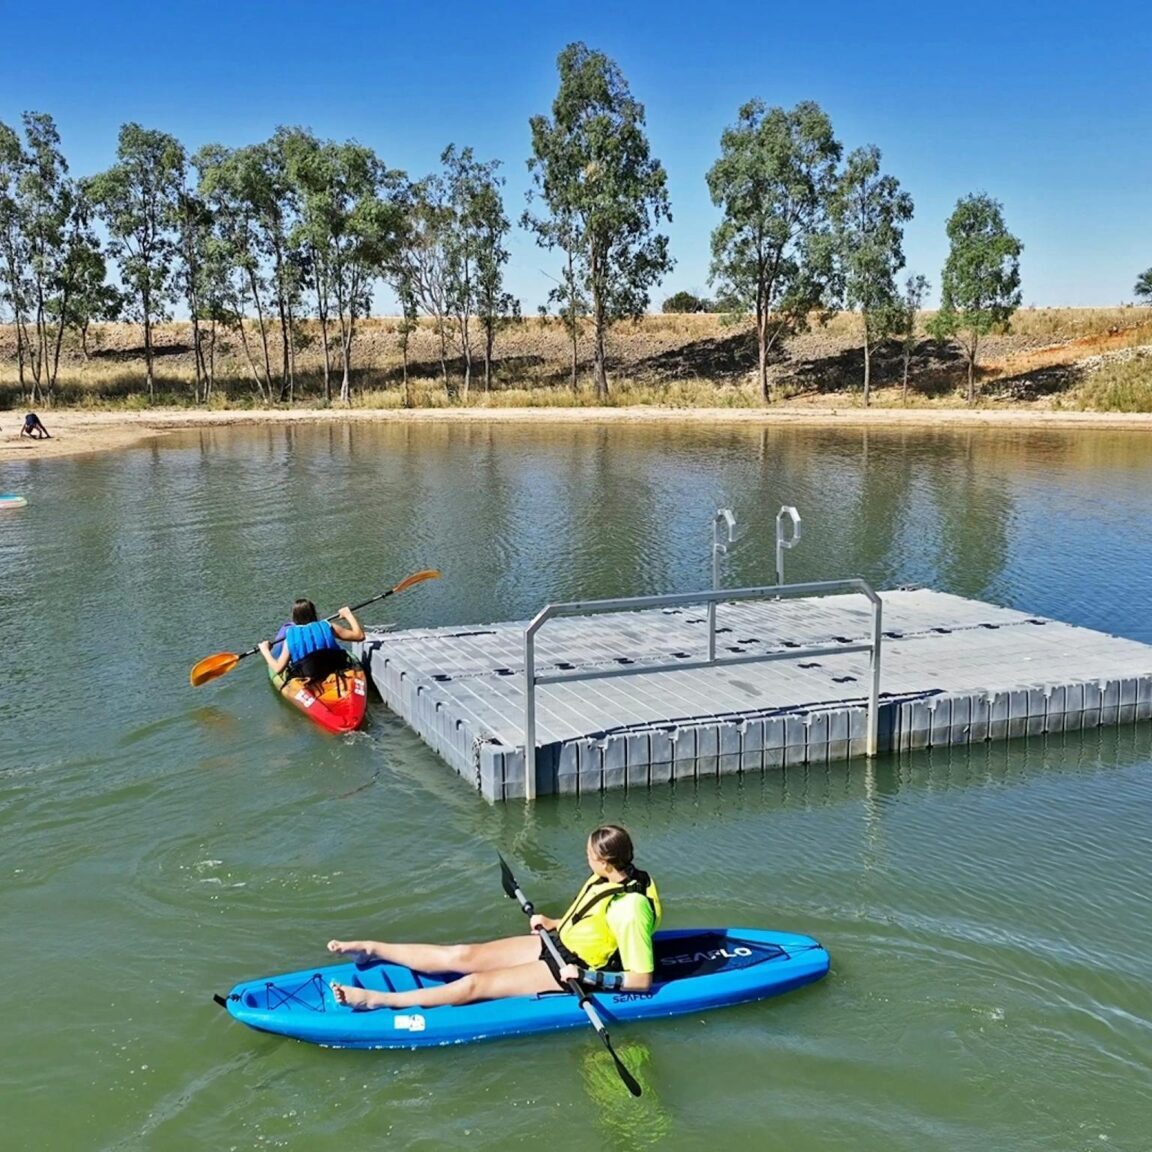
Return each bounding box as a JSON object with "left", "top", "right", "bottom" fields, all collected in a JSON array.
[{"left": 2, "top": 421, "right": 1151, "bottom": 1152}]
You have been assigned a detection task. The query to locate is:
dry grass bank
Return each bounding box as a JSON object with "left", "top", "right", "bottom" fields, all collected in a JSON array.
[{"left": 2, "top": 307, "right": 1151, "bottom": 412}]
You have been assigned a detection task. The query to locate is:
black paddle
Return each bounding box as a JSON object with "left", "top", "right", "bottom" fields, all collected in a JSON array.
[{"left": 498, "top": 853, "right": 642, "bottom": 1097}]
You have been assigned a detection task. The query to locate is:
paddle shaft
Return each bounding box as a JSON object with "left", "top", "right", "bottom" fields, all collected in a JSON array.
[
  {"left": 237, "top": 578, "right": 432, "bottom": 664},
  {"left": 499, "top": 855, "right": 642, "bottom": 1097},
  {"left": 189, "top": 570, "right": 441, "bottom": 687}
]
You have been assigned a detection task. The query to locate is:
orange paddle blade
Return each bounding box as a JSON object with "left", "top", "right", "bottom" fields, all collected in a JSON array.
[
  {"left": 189, "top": 652, "right": 241, "bottom": 687},
  {"left": 392, "top": 568, "right": 441, "bottom": 594}
]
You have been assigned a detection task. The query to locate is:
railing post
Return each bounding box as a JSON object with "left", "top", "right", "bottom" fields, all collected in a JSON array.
[
  {"left": 709, "top": 509, "right": 735, "bottom": 664},
  {"left": 867, "top": 590, "right": 883, "bottom": 757},
  {"left": 775, "top": 506, "right": 802, "bottom": 586},
  {"left": 523, "top": 611, "right": 545, "bottom": 802}
]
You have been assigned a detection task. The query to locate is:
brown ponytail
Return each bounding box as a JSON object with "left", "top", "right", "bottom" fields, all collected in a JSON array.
[{"left": 588, "top": 824, "right": 635, "bottom": 871}]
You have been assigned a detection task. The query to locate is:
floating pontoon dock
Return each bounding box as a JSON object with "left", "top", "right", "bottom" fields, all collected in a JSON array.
[{"left": 357, "top": 584, "right": 1152, "bottom": 802}]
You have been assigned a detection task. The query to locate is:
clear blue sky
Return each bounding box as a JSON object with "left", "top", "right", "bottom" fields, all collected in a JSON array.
[{"left": 2, "top": 0, "right": 1148, "bottom": 313}]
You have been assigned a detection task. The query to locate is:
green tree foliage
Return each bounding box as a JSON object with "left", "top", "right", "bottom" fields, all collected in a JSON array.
[
  {"left": 393, "top": 173, "right": 455, "bottom": 392},
  {"left": 929, "top": 193, "right": 1023, "bottom": 403},
  {"left": 662, "top": 291, "right": 711, "bottom": 313},
  {"left": 445, "top": 148, "right": 519, "bottom": 393},
  {"left": 707, "top": 100, "right": 841, "bottom": 402},
  {"left": 831, "top": 145, "right": 914, "bottom": 404},
  {"left": 88, "top": 123, "right": 184, "bottom": 397},
  {"left": 526, "top": 42, "right": 673, "bottom": 398},
  {"left": 894, "top": 273, "right": 930, "bottom": 401},
  {"left": 52, "top": 185, "right": 123, "bottom": 365},
  {"left": 441, "top": 146, "right": 515, "bottom": 397},
  {"left": 0, "top": 114, "right": 109, "bottom": 402},
  {"left": 1134, "top": 268, "right": 1152, "bottom": 303}
]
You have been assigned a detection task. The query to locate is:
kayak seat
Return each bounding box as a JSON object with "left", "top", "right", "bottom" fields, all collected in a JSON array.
[{"left": 288, "top": 648, "right": 355, "bottom": 685}]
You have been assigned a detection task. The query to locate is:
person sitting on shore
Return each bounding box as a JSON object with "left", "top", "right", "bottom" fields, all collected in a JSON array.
[
  {"left": 20, "top": 413, "right": 51, "bottom": 439},
  {"left": 328, "top": 823, "right": 661, "bottom": 1011},
  {"left": 258, "top": 598, "right": 364, "bottom": 683}
]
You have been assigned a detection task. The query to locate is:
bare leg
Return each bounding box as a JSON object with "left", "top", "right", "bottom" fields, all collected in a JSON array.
[
  {"left": 332, "top": 959, "right": 558, "bottom": 1011},
  {"left": 327, "top": 934, "right": 538, "bottom": 974}
]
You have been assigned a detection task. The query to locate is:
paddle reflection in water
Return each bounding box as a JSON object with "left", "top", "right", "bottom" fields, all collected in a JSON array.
[{"left": 580, "top": 1038, "right": 671, "bottom": 1149}]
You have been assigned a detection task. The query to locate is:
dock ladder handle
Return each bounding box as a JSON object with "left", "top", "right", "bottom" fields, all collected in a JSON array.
[
  {"left": 708, "top": 508, "right": 736, "bottom": 664},
  {"left": 776, "top": 506, "right": 802, "bottom": 586}
]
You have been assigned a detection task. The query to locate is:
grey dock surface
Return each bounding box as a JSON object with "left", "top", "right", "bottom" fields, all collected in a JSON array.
[{"left": 357, "top": 589, "right": 1152, "bottom": 802}]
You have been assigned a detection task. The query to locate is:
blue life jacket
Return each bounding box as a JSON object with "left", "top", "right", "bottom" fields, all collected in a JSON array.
[{"left": 284, "top": 620, "right": 340, "bottom": 664}]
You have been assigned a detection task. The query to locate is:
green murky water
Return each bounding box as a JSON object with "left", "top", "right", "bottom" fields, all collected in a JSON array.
[{"left": 2, "top": 421, "right": 1150, "bottom": 1151}]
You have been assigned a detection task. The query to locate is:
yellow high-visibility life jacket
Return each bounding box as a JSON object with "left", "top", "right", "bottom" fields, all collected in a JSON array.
[{"left": 556, "top": 869, "right": 662, "bottom": 970}]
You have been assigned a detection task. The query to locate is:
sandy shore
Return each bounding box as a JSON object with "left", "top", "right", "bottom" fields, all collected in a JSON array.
[{"left": 4, "top": 404, "right": 1152, "bottom": 462}]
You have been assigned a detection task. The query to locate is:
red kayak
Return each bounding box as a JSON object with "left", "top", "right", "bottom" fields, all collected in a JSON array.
[{"left": 269, "top": 660, "right": 368, "bottom": 734}]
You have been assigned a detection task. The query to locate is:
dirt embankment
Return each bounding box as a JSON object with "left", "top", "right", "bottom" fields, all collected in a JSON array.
[{"left": 3, "top": 308, "right": 1151, "bottom": 399}]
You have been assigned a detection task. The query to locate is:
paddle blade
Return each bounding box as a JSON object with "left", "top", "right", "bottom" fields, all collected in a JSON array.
[
  {"left": 392, "top": 568, "right": 441, "bottom": 595},
  {"left": 189, "top": 652, "right": 240, "bottom": 687},
  {"left": 498, "top": 854, "right": 518, "bottom": 900}
]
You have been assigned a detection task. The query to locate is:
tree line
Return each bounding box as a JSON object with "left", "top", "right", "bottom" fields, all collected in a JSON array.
[{"left": 1, "top": 42, "right": 1032, "bottom": 407}]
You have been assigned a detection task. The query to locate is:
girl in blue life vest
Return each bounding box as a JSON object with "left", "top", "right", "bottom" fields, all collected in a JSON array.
[
  {"left": 328, "top": 824, "right": 661, "bottom": 1011},
  {"left": 257, "top": 598, "right": 365, "bottom": 683}
]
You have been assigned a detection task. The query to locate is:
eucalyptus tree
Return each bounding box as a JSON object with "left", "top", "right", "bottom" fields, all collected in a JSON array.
[
  {"left": 473, "top": 176, "right": 519, "bottom": 392},
  {"left": 194, "top": 144, "right": 272, "bottom": 398},
  {"left": 20, "top": 112, "right": 74, "bottom": 401},
  {"left": 526, "top": 42, "right": 673, "bottom": 398},
  {"left": 929, "top": 193, "right": 1022, "bottom": 402},
  {"left": 89, "top": 124, "right": 184, "bottom": 397},
  {"left": 830, "top": 145, "right": 913, "bottom": 404},
  {"left": 172, "top": 184, "right": 214, "bottom": 399},
  {"left": 442, "top": 146, "right": 482, "bottom": 396},
  {"left": 1135, "top": 268, "right": 1152, "bottom": 303},
  {"left": 0, "top": 119, "right": 30, "bottom": 391},
  {"left": 395, "top": 173, "right": 454, "bottom": 391},
  {"left": 54, "top": 212, "right": 124, "bottom": 362},
  {"left": 281, "top": 127, "right": 336, "bottom": 398},
  {"left": 440, "top": 145, "right": 516, "bottom": 397},
  {"left": 706, "top": 100, "right": 841, "bottom": 402},
  {"left": 895, "top": 273, "right": 930, "bottom": 401},
  {"left": 324, "top": 142, "right": 405, "bottom": 404}
]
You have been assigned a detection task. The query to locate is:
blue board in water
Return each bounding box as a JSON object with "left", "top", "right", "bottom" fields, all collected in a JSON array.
[
  {"left": 217, "top": 927, "right": 830, "bottom": 1049},
  {"left": 0, "top": 493, "right": 27, "bottom": 509}
]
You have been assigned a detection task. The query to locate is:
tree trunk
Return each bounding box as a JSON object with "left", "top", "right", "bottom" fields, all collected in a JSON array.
[
  {"left": 966, "top": 332, "right": 978, "bottom": 404},
  {"left": 483, "top": 316, "right": 493, "bottom": 392},
  {"left": 206, "top": 319, "right": 217, "bottom": 399},
  {"left": 142, "top": 280, "right": 155, "bottom": 399},
  {"left": 862, "top": 317, "right": 871, "bottom": 407},
  {"left": 235, "top": 319, "right": 266, "bottom": 398},
  {"left": 460, "top": 309, "right": 472, "bottom": 400},
  {"left": 245, "top": 267, "right": 272, "bottom": 394},
  {"left": 191, "top": 313, "right": 204, "bottom": 403},
  {"left": 757, "top": 305, "right": 770, "bottom": 404}
]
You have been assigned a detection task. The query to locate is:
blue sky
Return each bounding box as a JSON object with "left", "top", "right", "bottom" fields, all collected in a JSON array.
[{"left": 2, "top": 0, "right": 1148, "bottom": 313}]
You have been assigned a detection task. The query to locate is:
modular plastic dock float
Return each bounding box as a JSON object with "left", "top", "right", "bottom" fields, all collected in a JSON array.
[{"left": 357, "top": 585, "right": 1152, "bottom": 802}]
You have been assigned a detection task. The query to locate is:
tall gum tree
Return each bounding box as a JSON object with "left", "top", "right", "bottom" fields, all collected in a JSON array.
[
  {"left": 707, "top": 100, "right": 841, "bottom": 403},
  {"left": 88, "top": 124, "right": 184, "bottom": 398},
  {"left": 0, "top": 119, "right": 30, "bottom": 392},
  {"left": 831, "top": 145, "right": 914, "bottom": 405},
  {"left": 929, "top": 193, "right": 1022, "bottom": 403},
  {"left": 526, "top": 42, "right": 672, "bottom": 398}
]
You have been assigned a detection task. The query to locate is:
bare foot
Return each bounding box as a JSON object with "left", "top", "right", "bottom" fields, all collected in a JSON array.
[
  {"left": 330, "top": 981, "right": 395, "bottom": 1011},
  {"left": 327, "top": 939, "right": 375, "bottom": 962}
]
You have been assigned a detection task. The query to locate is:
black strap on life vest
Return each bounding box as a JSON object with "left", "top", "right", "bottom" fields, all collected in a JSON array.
[{"left": 559, "top": 868, "right": 655, "bottom": 931}]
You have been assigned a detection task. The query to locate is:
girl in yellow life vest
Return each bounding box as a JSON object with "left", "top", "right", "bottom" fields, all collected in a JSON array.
[{"left": 328, "top": 825, "right": 660, "bottom": 1011}]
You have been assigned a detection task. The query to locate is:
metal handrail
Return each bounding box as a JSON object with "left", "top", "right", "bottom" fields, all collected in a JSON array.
[{"left": 522, "top": 577, "right": 883, "bottom": 800}]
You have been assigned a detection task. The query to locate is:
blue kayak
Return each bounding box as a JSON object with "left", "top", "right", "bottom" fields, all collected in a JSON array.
[{"left": 216, "top": 927, "right": 830, "bottom": 1049}]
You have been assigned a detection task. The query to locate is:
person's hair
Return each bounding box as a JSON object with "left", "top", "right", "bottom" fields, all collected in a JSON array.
[
  {"left": 588, "top": 824, "right": 635, "bottom": 872},
  {"left": 291, "top": 598, "right": 319, "bottom": 624}
]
